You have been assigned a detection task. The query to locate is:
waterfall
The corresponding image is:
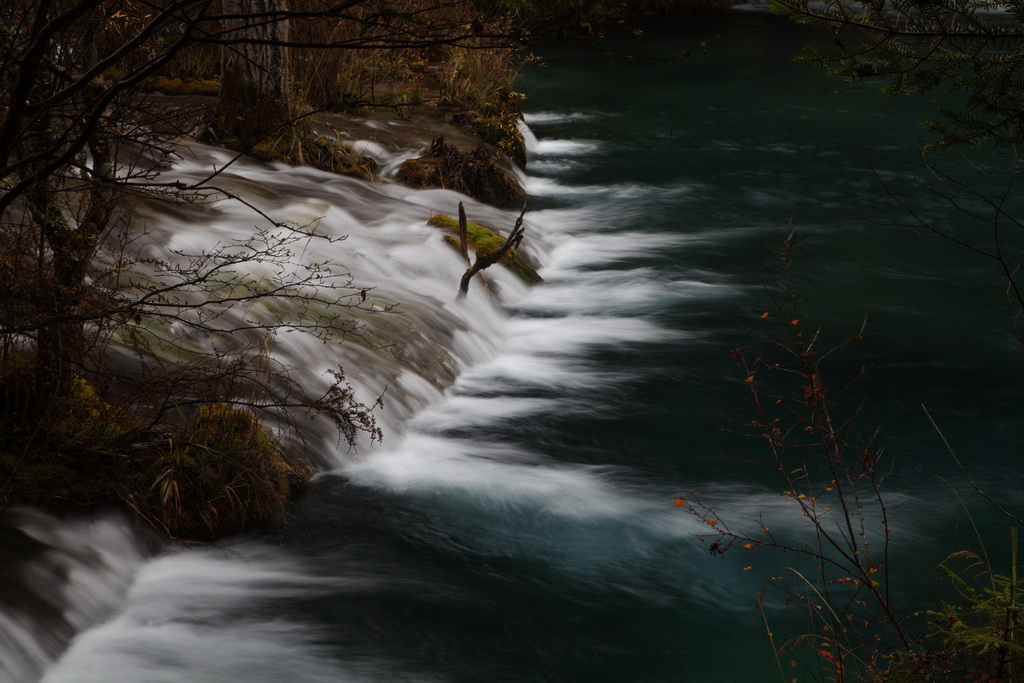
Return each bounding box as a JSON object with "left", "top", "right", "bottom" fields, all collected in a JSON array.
[
  {"left": 7, "top": 113, "right": 713, "bottom": 682},
  {"left": 138, "top": 140, "right": 536, "bottom": 444},
  {"left": 1, "top": 137, "right": 535, "bottom": 681},
  {"left": 0, "top": 509, "right": 146, "bottom": 683}
]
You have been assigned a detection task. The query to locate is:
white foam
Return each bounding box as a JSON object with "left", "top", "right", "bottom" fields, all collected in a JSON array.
[
  {"left": 42, "top": 550, "right": 360, "bottom": 683},
  {"left": 504, "top": 315, "right": 682, "bottom": 352},
  {"left": 529, "top": 139, "right": 600, "bottom": 157},
  {"left": 520, "top": 273, "right": 735, "bottom": 315},
  {"left": 523, "top": 111, "right": 595, "bottom": 125},
  {"left": 345, "top": 433, "right": 679, "bottom": 529},
  {"left": 541, "top": 231, "right": 691, "bottom": 269}
]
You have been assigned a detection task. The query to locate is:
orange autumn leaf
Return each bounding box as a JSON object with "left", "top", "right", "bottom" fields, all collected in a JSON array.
[{"left": 673, "top": 498, "right": 687, "bottom": 508}]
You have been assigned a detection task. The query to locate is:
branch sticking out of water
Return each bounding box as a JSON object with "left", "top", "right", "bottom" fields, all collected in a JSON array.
[
  {"left": 457, "top": 202, "right": 527, "bottom": 298},
  {"left": 458, "top": 201, "right": 469, "bottom": 263}
]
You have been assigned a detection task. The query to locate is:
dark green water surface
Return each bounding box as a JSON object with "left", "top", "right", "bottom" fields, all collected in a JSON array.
[{"left": 315, "top": 12, "right": 1024, "bottom": 681}]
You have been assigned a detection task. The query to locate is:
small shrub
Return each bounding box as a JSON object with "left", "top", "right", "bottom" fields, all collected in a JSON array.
[
  {"left": 143, "top": 404, "right": 309, "bottom": 539},
  {"left": 0, "top": 358, "right": 133, "bottom": 507},
  {"left": 468, "top": 108, "right": 527, "bottom": 168},
  {"left": 877, "top": 551, "right": 1024, "bottom": 682}
]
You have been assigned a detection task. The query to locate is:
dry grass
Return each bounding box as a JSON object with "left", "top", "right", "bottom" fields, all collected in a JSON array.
[
  {"left": 288, "top": 0, "right": 528, "bottom": 115},
  {"left": 142, "top": 404, "right": 311, "bottom": 539}
]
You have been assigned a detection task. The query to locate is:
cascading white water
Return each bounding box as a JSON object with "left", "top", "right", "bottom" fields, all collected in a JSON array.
[
  {"left": 17, "top": 111, "right": 728, "bottom": 682},
  {"left": 1, "top": 137, "right": 533, "bottom": 682},
  {"left": 11, "top": 11, "right": 1024, "bottom": 679},
  {"left": 0, "top": 509, "right": 145, "bottom": 683},
  {"left": 133, "top": 140, "right": 534, "bottom": 444}
]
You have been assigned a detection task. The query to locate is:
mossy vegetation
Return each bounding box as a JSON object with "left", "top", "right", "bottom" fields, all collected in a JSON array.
[
  {"left": 0, "top": 356, "right": 310, "bottom": 542},
  {"left": 0, "top": 358, "right": 126, "bottom": 501},
  {"left": 217, "top": 124, "right": 378, "bottom": 180},
  {"left": 446, "top": 86, "right": 528, "bottom": 169},
  {"left": 139, "top": 404, "right": 309, "bottom": 539},
  {"left": 467, "top": 109, "right": 527, "bottom": 169},
  {"left": 427, "top": 213, "right": 542, "bottom": 285},
  {"left": 872, "top": 551, "right": 1024, "bottom": 682}
]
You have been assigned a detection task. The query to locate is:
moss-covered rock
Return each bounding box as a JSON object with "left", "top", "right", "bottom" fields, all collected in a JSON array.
[
  {"left": 0, "top": 354, "right": 310, "bottom": 541},
  {"left": 397, "top": 136, "right": 525, "bottom": 206},
  {"left": 213, "top": 125, "right": 378, "bottom": 181},
  {"left": 427, "top": 213, "right": 542, "bottom": 285}
]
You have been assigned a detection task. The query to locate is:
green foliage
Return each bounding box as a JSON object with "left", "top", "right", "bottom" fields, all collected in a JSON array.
[
  {"left": 428, "top": 212, "right": 542, "bottom": 284},
  {"left": 0, "top": 359, "right": 123, "bottom": 455},
  {"left": 469, "top": 98, "right": 528, "bottom": 168},
  {"left": 877, "top": 551, "right": 1024, "bottom": 682},
  {"left": 0, "top": 345, "right": 356, "bottom": 541}
]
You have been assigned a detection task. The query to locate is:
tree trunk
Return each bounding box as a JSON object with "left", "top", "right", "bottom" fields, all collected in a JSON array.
[
  {"left": 27, "top": 156, "right": 110, "bottom": 402},
  {"left": 216, "top": 0, "right": 292, "bottom": 150}
]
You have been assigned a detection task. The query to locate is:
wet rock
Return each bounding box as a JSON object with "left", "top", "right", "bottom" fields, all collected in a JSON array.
[{"left": 396, "top": 136, "right": 525, "bottom": 206}]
